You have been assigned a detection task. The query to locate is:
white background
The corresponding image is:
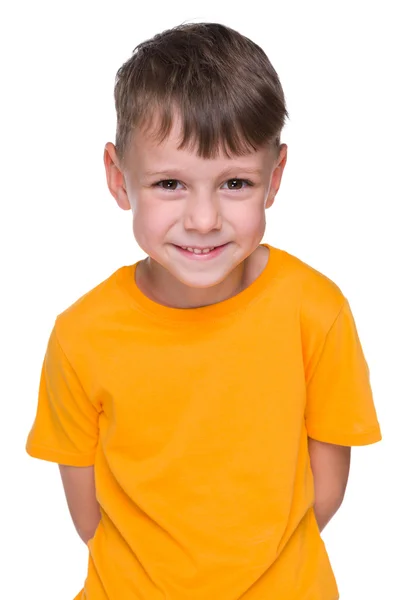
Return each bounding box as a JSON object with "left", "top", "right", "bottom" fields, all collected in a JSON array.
[{"left": 1, "top": 1, "right": 399, "bottom": 598}]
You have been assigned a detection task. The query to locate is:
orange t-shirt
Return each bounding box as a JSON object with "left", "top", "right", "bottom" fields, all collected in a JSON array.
[{"left": 26, "top": 244, "right": 382, "bottom": 600}]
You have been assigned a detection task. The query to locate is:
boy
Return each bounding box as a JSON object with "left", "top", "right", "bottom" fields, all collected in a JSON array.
[{"left": 26, "top": 22, "right": 382, "bottom": 600}]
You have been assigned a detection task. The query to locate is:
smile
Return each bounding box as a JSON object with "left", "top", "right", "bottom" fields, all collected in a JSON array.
[
  {"left": 180, "top": 246, "right": 216, "bottom": 254},
  {"left": 173, "top": 243, "right": 228, "bottom": 260}
]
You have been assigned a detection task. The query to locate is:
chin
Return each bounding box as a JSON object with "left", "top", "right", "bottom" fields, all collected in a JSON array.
[{"left": 172, "top": 268, "right": 235, "bottom": 290}]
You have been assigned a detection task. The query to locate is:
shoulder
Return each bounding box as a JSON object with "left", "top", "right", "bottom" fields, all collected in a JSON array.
[
  {"left": 273, "top": 245, "right": 347, "bottom": 332},
  {"left": 54, "top": 265, "right": 133, "bottom": 355}
]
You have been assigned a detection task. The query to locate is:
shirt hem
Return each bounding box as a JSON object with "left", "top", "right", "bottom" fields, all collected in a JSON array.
[
  {"left": 306, "top": 424, "right": 382, "bottom": 446},
  {"left": 26, "top": 443, "right": 95, "bottom": 466}
]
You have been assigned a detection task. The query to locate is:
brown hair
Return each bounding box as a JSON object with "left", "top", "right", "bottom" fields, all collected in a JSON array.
[{"left": 113, "top": 22, "right": 289, "bottom": 166}]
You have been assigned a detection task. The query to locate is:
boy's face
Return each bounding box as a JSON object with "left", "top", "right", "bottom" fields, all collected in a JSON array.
[{"left": 104, "top": 115, "right": 287, "bottom": 290}]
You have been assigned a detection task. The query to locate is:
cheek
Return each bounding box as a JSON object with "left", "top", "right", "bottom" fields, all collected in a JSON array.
[
  {"left": 228, "top": 200, "right": 266, "bottom": 236},
  {"left": 132, "top": 200, "right": 175, "bottom": 243}
]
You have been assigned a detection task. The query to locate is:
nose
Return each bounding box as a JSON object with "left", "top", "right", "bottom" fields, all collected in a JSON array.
[{"left": 183, "top": 193, "right": 222, "bottom": 233}]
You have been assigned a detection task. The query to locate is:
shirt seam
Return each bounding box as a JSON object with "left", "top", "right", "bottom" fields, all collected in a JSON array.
[
  {"left": 306, "top": 298, "right": 348, "bottom": 389},
  {"left": 307, "top": 424, "right": 381, "bottom": 439},
  {"left": 53, "top": 321, "right": 101, "bottom": 414},
  {"left": 27, "top": 442, "right": 95, "bottom": 459}
]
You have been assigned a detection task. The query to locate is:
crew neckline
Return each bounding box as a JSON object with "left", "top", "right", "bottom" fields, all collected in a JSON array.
[{"left": 120, "top": 243, "right": 281, "bottom": 323}]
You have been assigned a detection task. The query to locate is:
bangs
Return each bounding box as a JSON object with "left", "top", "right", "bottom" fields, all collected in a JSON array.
[{"left": 132, "top": 84, "right": 281, "bottom": 161}]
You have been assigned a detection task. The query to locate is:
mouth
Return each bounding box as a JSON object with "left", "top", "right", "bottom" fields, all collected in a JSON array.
[
  {"left": 173, "top": 243, "right": 229, "bottom": 259},
  {"left": 180, "top": 245, "right": 216, "bottom": 254}
]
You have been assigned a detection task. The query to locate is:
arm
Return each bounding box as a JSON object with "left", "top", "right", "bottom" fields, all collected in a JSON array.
[
  {"left": 59, "top": 465, "right": 101, "bottom": 545},
  {"left": 308, "top": 437, "right": 351, "bottom": 532}
]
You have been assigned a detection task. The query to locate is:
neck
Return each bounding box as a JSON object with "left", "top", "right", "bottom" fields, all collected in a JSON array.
[{"left": 135, "top": 246, "right": 268, "bottom": 309}]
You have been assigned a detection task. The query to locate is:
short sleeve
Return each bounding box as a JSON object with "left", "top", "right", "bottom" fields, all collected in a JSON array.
[
  {"left": 305, "top": 299, "right": 382, "bottom": 446},
  {"left": 26, "top": 325, "right": 100, "bottom": 466}
]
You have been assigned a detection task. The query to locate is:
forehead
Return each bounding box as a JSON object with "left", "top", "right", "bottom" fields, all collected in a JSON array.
[{"left": 127, "top": 115, "right": 273, "bottom": 178}]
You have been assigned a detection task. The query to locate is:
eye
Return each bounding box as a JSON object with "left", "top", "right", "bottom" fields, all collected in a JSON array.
[
  {"left": 222, "top": 179, "right": 253, "bottom": 190},
  {"left": 155, "top": 179, "right": 183, "bottom": 191}
]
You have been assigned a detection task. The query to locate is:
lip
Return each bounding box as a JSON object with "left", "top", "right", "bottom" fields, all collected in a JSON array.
[{"left": 173, "top": 243, "right": 229, "bottom": 260}]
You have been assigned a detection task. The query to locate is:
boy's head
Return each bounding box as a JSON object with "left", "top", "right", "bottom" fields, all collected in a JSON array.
[{"left": 104, "top": 22, "right": 289, "bottom": 291}]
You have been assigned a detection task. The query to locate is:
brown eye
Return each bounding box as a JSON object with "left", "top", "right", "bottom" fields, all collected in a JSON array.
[
  {"left": 228, "top": 179, "right": 242, "bottom": 190},
  {"left": 225, "top": 179, "right": 252, "bottom": 190},
  {"left": 157, "top": 180, "right": 179, "bottom": 190}
]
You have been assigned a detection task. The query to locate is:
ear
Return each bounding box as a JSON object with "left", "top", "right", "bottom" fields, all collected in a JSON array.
[
  {"left": 265, "top": 144, "right": 288, "bottom": 209},
  {"left": 103, "top": 142, "right": 131, "bottom": 211}
]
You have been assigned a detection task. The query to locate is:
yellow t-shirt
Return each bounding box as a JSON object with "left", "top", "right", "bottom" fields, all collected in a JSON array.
[{"left": 26, "top": 244, "right": 382, "bottom": 600}]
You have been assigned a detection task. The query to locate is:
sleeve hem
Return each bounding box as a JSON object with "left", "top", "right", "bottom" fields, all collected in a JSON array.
[
  {"left": 26, "top": 443, "right": 96, "bottom": 466},
  {"left": 306, "top": 424, "right": 382, "bottom": 446}
]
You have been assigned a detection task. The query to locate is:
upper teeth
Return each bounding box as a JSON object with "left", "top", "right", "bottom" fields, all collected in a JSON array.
[{"left": 181, "top": 246, "right": 215, "bottom": 254}]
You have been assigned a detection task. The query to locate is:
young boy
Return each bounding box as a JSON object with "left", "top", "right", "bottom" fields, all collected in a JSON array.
[{"left": 26, "top": 22, "right": 382, "bottom": 600}]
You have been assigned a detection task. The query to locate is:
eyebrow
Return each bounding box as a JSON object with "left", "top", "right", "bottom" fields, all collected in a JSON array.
[{"left": 144, "top": 167, "right": 264, "bottom": 179}]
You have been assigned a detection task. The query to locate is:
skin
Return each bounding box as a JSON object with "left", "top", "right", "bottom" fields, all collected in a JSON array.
[
  {"left": 308, "top": 439, "right": 351, "bottom": 532},
  {"left": 59, "top": 113, "right": 351, "bottom": 546},
  {"left": 103, "top": 113, "right": 287, "bottom": 309},
  {"left": 59, "top": 464, "right": 101, "bottom": 545}
]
